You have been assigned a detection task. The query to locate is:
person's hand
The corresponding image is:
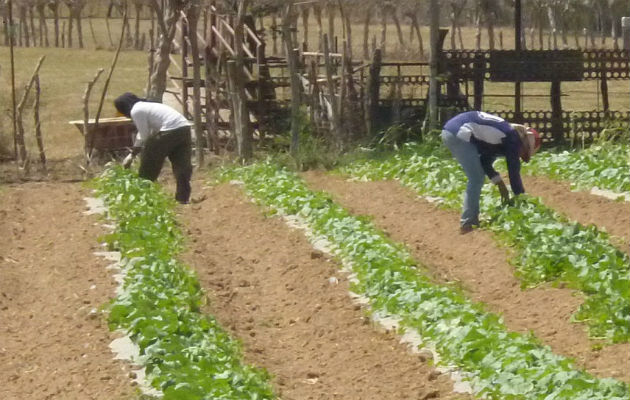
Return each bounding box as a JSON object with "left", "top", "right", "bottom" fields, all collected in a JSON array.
[
  {"left": 497, "top": 180, "right": 510, "bottom": 205},
  {"left": 122, "top": 153, "right": 134, "bottom": 169}
]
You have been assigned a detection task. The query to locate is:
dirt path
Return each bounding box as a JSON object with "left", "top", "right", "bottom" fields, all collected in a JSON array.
[
  {"left": 181, "top": 183, "right": 472, "bottom": 400},
  {"left": 523, "top": 175, "right": 630, "bottom": 250},
  {"left": 0, "top": 183, "right": 135, "bottom": 400},
  {"left": 302, "top": 171, "right": 629, "bottom": 383}
]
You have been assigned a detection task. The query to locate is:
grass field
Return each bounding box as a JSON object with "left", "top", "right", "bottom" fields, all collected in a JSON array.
[{"left": 0, "top": 46, "right": 147, "bottom": 160}]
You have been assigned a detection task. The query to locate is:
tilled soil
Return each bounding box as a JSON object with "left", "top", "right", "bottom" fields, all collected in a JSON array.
[
  {"left": 0, "top": 183, "right": 136, "bottom": 400},
  {"left": 1, "top": 170, "right": 627, "bottom": 400},
  {"left": 181, "top": 183, "right": 472, "bottom": 400},
  {"left": 523, "top": 175, "right": 630, "bottom": 251},
  {"left": 302, "top": 171, "right": 630, "bottom": 383}
]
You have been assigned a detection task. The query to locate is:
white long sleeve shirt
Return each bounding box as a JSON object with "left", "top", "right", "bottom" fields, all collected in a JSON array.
[{"left": 129, "top": 102, "right": 191, "bottom": 147}]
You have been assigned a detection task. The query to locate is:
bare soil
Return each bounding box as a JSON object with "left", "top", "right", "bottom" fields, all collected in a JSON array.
[
  {"left": 302, "top": 171, "right": 630, "bottom": 382},
  {"left": 0, "top": 183, "right": 136, "bottom": 400},
  {"left": 180, "top": 183, "right": 472, "bottom": 400},
  {"left": 0, "top": 170, "right": 627, "bottom": 400},
  {"left": 523, "top": 175, "right": 630, "bottom": 251}
]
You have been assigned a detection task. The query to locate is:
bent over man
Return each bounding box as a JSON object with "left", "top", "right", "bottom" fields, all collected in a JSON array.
[
  {"left": 114, "top": 92, "right": 193, "bottom": 204},
  {"left": 441, "top": 111, "right": 541, "bottom": 234}
]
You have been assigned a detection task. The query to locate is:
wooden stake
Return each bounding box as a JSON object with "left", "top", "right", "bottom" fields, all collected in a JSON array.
[
  {"left": 88, "top": 4, "right": 128, "bottom": 162},
  {"left": 33, "top": 75, "right": 46, "bottom": 173},
  {"left": 323, "top": 33, "right": 341, "bottom": 147},
  {"left": 16, "top": 55, "right": 46, "bottom": 170},
  {"left": 82, "top": 68, "right": 104, "bottom": 159},
  {"left": 283, "top": 3, "right": 301, "bottom": 157}
]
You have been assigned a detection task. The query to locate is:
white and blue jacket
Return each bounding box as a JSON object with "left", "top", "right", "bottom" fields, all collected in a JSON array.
[{"left": 443, "top": 111, "right": 525, "bottom": 194}]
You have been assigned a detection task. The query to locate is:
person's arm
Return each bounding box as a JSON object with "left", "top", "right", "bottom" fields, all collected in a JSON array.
[
  {"left": 505, "top": 147, "right": 524, "bottom": 195},
  {"left": 122, "top": 106, "right": 148, "bottom": 168},
  {"left": 480, "top": 154, "right": 499, "bottom": 180},
  {"left": 481, "top": 153, "right": 511, "bottom": 204}
]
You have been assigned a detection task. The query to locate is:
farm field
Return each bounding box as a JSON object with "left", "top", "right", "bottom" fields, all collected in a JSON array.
[
  {"left": 1, "top": 3, "right": 629, "bottom": 398},
  {"left": 1, "top": 150, "right": 628, "bottom": 399}
]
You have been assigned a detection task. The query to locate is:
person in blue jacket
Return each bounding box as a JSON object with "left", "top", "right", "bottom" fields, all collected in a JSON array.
[{"left": 441, "top": 111, "right": 541, "bottom": 234}]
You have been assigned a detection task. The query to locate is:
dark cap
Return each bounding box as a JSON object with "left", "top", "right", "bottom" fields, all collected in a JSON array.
[{"left": 114, "top": 92, "right": 143, "bottom": 118}]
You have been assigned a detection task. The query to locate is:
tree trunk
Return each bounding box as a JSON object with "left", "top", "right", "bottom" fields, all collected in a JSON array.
[
  {"left": 390, "top": 7, "right": 405, "bottom": 49},
  {"left": 327, "top": 2, "right": 335, "bottom": 51},
  {"left": 148, "top": 0, "right": 183, "bottom": 102},
  {"left": 362, "top": 6, "right": 371, "bottom": 60},
  {"left": 75, "top": 8, "right": 85, "bottom": 48},
  {"left": 475, "top": 14, "right": 481, "bottom": 49},
  {"left": 301, "top": 6, "right": 309, "bottom": 50},
  {"left": 49, "top": 2, "right": 60, "bottom": 47},
  {"left": 410, "top": 14, "right": 424, "bottom": 57},
  {"left": 36, "top": 5, "right": 49, "bottom": 47},
  {"left": 134, "top": 2, "right": 142, "bottom": 49},
  {"left": 19, "top": 6, "right": 28, "bottom": 47},
  {"left": 487, "top": 14, "right": 495, "bottom": 50},
  {"left": 67, "top": 9, "right": 73, "bottom": 47},
  {"left": 380, "top": 8, "right": 387, "bottom": 55},
  {"left": 313, "top": 4, "right": 322, "bottom": 51},
  {"left": 29, "top": 5, "right": 37, "bottom": 46}
]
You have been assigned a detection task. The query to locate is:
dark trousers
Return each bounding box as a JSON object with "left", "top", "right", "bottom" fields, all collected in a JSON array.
[{"left": 138, "top": 126, "right": 192, "bottom": 203}]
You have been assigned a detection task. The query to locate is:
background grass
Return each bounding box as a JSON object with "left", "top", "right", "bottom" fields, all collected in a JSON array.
[
  {"left": 0, "top": 15, "right": 627, "bottom": 164},
  {"left": 0, "top": 46, "right": 147, "bottom": 160}
]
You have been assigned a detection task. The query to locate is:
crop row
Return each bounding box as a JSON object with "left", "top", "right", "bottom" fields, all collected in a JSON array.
[
  {"left": 222, "top": 160, "right": 629, "bottom": 400},
  {"left": 340, "top": 141, "right": 630, "bottom": 343},
  {"left": 94, "top": 166, "right": 275, "bottom": 400},
  {"left": 524, "top": 143, "right": 630, "bottom": 195}
]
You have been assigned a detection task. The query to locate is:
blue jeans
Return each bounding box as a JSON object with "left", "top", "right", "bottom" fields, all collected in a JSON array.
[{"left": 441, "top": 130, "right": 484, "bottom": 227}]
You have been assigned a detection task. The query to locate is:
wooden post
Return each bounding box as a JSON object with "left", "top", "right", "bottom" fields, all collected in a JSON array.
[
  {"left": 323, "top": 33, "right": 342, "bottom": 147},
  {"left": 187, "top": 1, "right": 204, "bottom": 168},
  {"left": 82, "top": 68, "right": 104, "bottom": 161},
  {"left": 227, "top": 60, "right": 251, "bottom": 161},
  {"left": 473, "top": 52, "right": 484, "bottom": 111},
  {"left": 550, "top": 80, "right": 563, "bottom": 144},
  {"left": 228, "top": 0, "right": 252, "bottom": 161},
  {"left": 622, "top": 17, "right": 630, "bottom": 51},
  {"left": 15, "top": 55, "right": 46, "bottom": 170},
  {"left": 146, "top": 28, "right": 155, "bottom": 96},
  {"left": 366, "top": 48, "right": 381, "bottom": 137},
  {"left": 33, "top": 75, "right": 46, "bottom": 172},
  {"left": 88, "top": 5, "right": 127, "bottom": 162},
  {"left": 283, "top": 3, "right": 302, "bottom": 156},
  {"left": 8, "top": 0, "right": 18, "bottom": 161},
  {"left": 309, "top": 59, "right": 321, "bottom": 134},
  {"left": 256, "top": 43, "right": 266, "bottom": 139},
  {"left": 514, "top": 0, "right": 522, "bottom": 123},
  {"left": 428, "top": 0, "right": 439, "bottom": 129},
  {"left": 600, "top": 59, "right": 609, "bottom": 115},
  {"left": 392, "top": 65, "right": 401, "bottom": 124},
  {"left": 181, "top": 16, "right": 190, "bottom": 118},
  {"left": 204, "top": 46, "right": 219, "bottom": 153}
]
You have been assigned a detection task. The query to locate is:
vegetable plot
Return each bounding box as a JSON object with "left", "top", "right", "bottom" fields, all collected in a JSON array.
[
  {"left": 523, "top": 143, "right": 630, "bottom": 196},
  {"left": 94, "top": 167, "right": 275, "bottom": 400},
  {"left": 222, "top": 160, "right": 629, "bottom": 400},
  {"left": 340, "top": 141, "right": 630, "bottom": 343}
]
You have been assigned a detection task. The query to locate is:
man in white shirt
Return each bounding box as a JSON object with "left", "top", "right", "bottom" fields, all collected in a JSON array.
[{"left": 114, "top": 92, "right": 193, "bottom": 204}]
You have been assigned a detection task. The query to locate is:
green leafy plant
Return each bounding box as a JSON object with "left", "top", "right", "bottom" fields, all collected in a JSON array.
[
  {"left": 221, "top": 160, "right": 629, "bottom": 400},
  {"left": 340, "top": 141, "right": 630, "bottom": 343},
  {"left": 523, "top": 143, "right": 630, "bottom": 195},
  {"left": 94, "top": 166, "right": 275, "bottom": 400}
]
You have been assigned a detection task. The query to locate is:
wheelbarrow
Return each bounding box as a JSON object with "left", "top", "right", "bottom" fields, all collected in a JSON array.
[{"left": 69, "top": 117, "right": 136, "bottom": 160}]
